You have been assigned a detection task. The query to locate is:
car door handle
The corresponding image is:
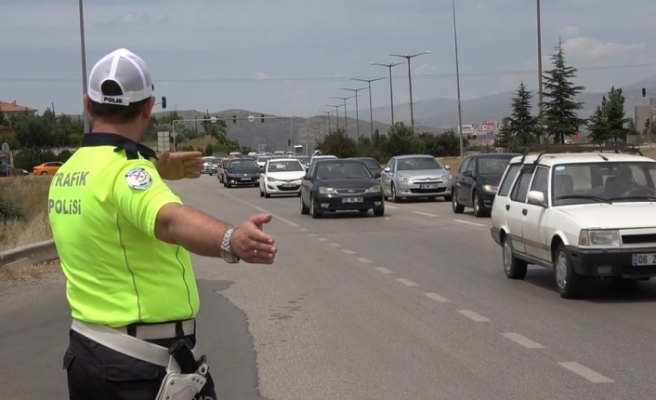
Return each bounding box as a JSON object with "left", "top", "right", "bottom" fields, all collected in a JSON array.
[
  {"left": 505, "top": 205, "right": 510, "bottom": 211},
  {"left": 522, "top": 209, "right": 527, "bottom": 216}
]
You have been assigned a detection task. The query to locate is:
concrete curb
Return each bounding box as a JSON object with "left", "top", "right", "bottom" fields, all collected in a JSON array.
[{"left": 0, "top": 240, "right": 58, "bottom": 270}]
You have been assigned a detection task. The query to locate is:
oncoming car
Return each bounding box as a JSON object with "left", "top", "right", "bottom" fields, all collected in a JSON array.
[
  {"left": 490, "top": 145, "right": 656, "bottom": 299},
  {"left": 222, "top": 158, "right": 260, "bottom": 188},
  {"left": 259, "top": 158, "right": 305, "bottom": 198}
]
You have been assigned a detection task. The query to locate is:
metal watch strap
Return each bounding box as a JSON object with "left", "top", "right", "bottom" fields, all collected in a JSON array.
[{"left": 221, "top": 226, "right": 239, "bottom": 263}]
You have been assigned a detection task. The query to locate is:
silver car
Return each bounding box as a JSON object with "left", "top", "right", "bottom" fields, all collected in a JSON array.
[{"left": 380, "top": 155, "right": 453, "bottom": 202}]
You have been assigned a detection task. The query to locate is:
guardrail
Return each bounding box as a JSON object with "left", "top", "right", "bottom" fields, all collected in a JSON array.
[{"left": 0, "top": 240, "right": 58, "bottom": 270}]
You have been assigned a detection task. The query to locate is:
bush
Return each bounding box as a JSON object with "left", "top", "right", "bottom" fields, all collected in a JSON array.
[{"left": 0, "top": 176, "right": 52, "bottom": 251}]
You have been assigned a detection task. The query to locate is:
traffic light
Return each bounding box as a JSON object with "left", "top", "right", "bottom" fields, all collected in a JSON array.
[
  {"left": 161, "top": 96, "right": 167, "bottom": 109},
  {"left": 233, "top": 115, "right": 237, "bottom": 124},
  {"left": 261, "top": 114, "right": 265, "bottom": 123},
  {"left": 642, "top": 88, "right": 647, "bottom": 98}
]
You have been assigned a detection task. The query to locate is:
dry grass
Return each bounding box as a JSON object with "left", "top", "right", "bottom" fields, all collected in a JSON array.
[
  {"left": 0, "top": 176, "right": 52, "bottom": 252},
  {"left": 0, "top": 261, "right": 61, "bottom": 282}
]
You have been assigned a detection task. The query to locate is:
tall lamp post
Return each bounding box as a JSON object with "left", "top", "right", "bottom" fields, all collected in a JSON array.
[
  {"left": 317, "top": 110, "right": 333, "bottom": 134},
  {"left": 340, "top": 87, "right": 368, "bottom": 141},
  {"left": 325, "top": 104, "right": 343, "bottom": 130},
  {"left": 451, "top": 0, "right": 464, "bottom": 157},
  {"left": 536, "top": 0, "right": 544, "bottom": 144},
  {"left": 78, "top": 0, "right": 90, "bottom": 132},
  {"left": 330, "top": 96, "right": 355, "bottom": 136},
  {"left": 371, "top": 61, "right": 404, "bottom": 127},
  {"left": 350, "top": 77, "right": 386, "bottom": 140},
  {"left": 389, "top": 51, "right": 431, "bottom": 131}
]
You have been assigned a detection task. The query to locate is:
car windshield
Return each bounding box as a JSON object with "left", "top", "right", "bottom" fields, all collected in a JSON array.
[
  {"left": 228, "top": 160, "right": 258, "bottom": 171},
  {"left": 397, "top": 157, "right": 443, "bottom": 171},
  {"left": 358, "top": 158, "right": 381, "bottom": 169},
  {"left": 478, "top": 157, "right": 513, "bottom": 174},
  {"left": 257, "top": 156, "right": 271, "bottom": 162},
  {"left": 268, "top": 160, "right": 303, "bottom": 172},
  {"left": 552, "top": 161, "right": 656, "bottom": 206},
  {"left": 316, "top": 162, "right": 372, "bottom": 180}
]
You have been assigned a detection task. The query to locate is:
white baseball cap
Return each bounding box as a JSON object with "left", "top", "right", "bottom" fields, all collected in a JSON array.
[{"left": 87, "top": 48, "right": 154, "bottom": 106}]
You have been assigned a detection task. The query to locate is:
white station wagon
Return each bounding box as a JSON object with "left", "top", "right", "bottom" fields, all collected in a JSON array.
[{"left": 490, "top": 145, "right": 656, "bottom": 298}]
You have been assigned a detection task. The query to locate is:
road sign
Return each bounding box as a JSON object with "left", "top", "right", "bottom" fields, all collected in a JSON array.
[
  {"left": 210, "top": 116, "right": 218, "bottom": 123},
  {"left": 170, "top": 131, "right": 178, "bottom": 138},
  {"left": 257, "top": 144, "right": 266, "bottom": 154},
  {"left": 248, "top": 115, "right": 255, "bottom": 122},
  {"left": 1, "top": 143, "right": 9, "bottom": 153}
]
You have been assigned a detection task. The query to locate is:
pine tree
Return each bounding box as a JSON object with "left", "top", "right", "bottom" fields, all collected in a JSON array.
[
  {"left": 541, "top": 40, "right": 586, "bottom": 144},
  {"left": 508, "top": 81, "right": 538, "bottom": 145},
  {"left": 587, "top": 105, "right": 608, "bottom": 143},
  {"left": 605, "top": 86, "right": 629, "bottom": 141}
]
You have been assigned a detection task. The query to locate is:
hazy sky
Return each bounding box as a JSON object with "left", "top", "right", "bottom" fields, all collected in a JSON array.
[{"left": 1, "top": 0, "right": 655, "bottom": 120}]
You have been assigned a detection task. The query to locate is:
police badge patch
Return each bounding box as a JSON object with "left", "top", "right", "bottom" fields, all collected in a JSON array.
[{"left": 125, "top": 167, "right": 152, "bottom": 190}]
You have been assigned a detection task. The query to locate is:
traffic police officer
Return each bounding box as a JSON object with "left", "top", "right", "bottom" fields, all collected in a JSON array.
[{"left": 48, "top": 48, "right": 277, "bottom": 400}]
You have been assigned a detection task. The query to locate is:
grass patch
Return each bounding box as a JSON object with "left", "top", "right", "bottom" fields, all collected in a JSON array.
[
  {"left": 0, "top": 176, "right": 52, "bottom": 252},
  {"left": 0, "top": 261, "right": 61, "bottom": 282}
]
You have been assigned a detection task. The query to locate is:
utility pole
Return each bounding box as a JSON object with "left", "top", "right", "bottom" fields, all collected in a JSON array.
[
  {"left": 330, "top": 96, "right": 355, "bottom": 136},
  {"left": 371, "top": 62, "right": 404, "bottom": 127},
  {"left": 451, "top": 0, "right": 464, "bottom": 157},
  {"left": 389, "top": 51, "right": 431, "bottom": 131},
  {"left": 350, "top": 77, "right": 386, "bottom": 140},
  {"left": 325, "top": 104, "right": 343, "bottom": 130},
  {"left": 78, "top": 0, "right": 90, "bottom": 132}
]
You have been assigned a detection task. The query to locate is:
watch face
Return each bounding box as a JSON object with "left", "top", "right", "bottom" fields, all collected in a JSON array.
[{"left": 222, "top": 249, "right": 237, "bottom": 263}]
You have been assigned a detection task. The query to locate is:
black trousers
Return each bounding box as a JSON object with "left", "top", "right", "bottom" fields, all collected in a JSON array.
[{"left": 64, "top": 330, "right": 217, "bottom": 400}]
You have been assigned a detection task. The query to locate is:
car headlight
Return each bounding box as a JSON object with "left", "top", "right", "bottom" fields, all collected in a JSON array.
[
  {"left": 400, "top": 176, "right": 410, "bottom": 183},
  {"left": 483, "top": 184, "right": 498, "bottom": 193},
  {"left": 267, "top": 176, "right": 276, "bottom": 182},
  {"left": 366, "top": 184, "right": 381, "bottom": 193},
  {"left": 446, "top": 174, "right": 453, "bottom": 180},
  {"left": 578, "top": 229, "right": 620, "bottom": 247},
  {"left": 319, "top": 187, "right": 337, "bottom": 194}
]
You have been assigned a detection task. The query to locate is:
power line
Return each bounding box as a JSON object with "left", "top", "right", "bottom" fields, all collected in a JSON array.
[{"left": 1, "top": 62, "right": 655, "bottom": 84}]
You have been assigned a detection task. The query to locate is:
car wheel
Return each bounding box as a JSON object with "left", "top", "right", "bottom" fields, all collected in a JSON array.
[
  {"left": 472, "top": 191, "right": 485, "bottom": 218},
  {"left": 310, "top": 197, "right": 321, "bottom": 219},
  {"left": 40, "top": 171, "right": 48, "bottom": 176},
  {"left": 391, "top": 184, "right": 401, "bottom": 203},
  {"left": 373, "top": 207, "right": 385, "bottom": 217},
  {"left": 553, "top": 243, "right": 585, "bottom": 299},
  {"left": 444, "top": 194, "right": 452, "bottom": 202},
  {"left": 259, "top": 187, "right": 264, "bottom": 197},
  {"left": 300, "top": 195, "right": 309, "bottom": 215},
  {"left": 503, "top": 236, "right": 527, "bottom": 280},
  {"left": 451, "top": 190, "right": 464, "bottom": 214}
]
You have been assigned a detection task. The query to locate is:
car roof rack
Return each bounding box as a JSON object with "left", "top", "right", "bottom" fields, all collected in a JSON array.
[{"left": 519, "top": 143, "right": 643, "bottom": 164}]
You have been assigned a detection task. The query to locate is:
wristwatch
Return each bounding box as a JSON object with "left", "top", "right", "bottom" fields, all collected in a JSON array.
[{"left": 220, "top": 226, "right": 240, "bottom": 264}]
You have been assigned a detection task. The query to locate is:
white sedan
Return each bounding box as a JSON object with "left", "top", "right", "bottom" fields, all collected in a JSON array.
[{"left": 259, "top": 158, "right": 306, "bottom": 198}]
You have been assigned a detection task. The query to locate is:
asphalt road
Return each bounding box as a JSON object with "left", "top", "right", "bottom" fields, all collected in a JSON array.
[{"left": 2, "top": 174, "right": 656, "bottom": 399}]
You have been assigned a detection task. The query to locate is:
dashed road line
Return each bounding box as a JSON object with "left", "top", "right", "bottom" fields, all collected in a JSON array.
[
  {"left": 501, "top": 332, "right": 545, "bottom": 349},
  {"left": 328, "top": 242, "right": 341, "bottom": 247},
  {"left": 558, "top": 362, "right": 614, "bottom": 383},
  {"left": 424, "top": 292, "right": 451, "bottom": 303},
  {"left": 385, "top": 205, "right": 398, "bottom": 209},
  {"left": 375, "top": 267, "right": 394, "bottom": 274},
  {"left": 413, "top": 211, "right": 438, "bottom": 217},
  {"left": 457, "top": 310, "right": 490, "bottom": 322},
  {"left": 341, "top": 249, "right": 356, "bottom": 255},
  {"left": 356, "top": 257, "right": 373, "bottom": 264},
  {"left": 454, "top": 219, "right": 486, "bottom": 227},
  {"left": 317, "top": 237, "right": 330, "bottom": 242},
  {"left": 308, "top": 233, "right": 318, "bottom": 237},
  {"left": 219, "top": 193, "right": 301, "bottom": 228},
  {"left": 299, "top": 228, "right": 309, "bottom": 232},
  {"left": 396, "top": 278, "right": 419, "bottom": 287}
]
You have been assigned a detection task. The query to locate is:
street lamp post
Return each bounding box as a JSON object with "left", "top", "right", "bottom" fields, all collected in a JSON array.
[
  {"left": 317, "top": 110, "right": 333, "bottom": 134},
  {"left": 330, "top": 95, "right": 355, "bottom": 139},
  {"left": 389, "top": 51, "right": 431, "bottom": 131},
  {"left": 78, "top": 0, "right": 90, "bottom": 132},
  {"left": 371, "top": 62, "right": 404, "bottom": 127},
  {"left": 536, "top": 0, "right": 544, "bottom": 144},
  {"left": 325, "top": 104, "right": 343, "bottom": 130},
  {"left": 339, "top": 87, "right": 367, "bottom": 141},
  {"left": 350, "top": 77, "right": 386, "bottom": 140},
  {"left": 451, "top": 0, "right": 464, "bottom": 157}
]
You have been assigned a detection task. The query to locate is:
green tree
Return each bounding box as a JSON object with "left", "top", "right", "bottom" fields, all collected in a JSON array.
[
  {"left": 605, "top": 86, "right": 629, "bottom": 142},
  {"left": 541, "top": 40, "right": 586, "bottom": 144},
  {"left": 587, "top": 104, "right": 608, "bottom": 143},
  {"left": 508, "top": 82, "right": 538, "bottom": 145},
  {"left": 316, "top": 129, "right": 358, "bottom": 158},
  {"left": 201, "top": 116, "right": 227, "bottom": 139}
]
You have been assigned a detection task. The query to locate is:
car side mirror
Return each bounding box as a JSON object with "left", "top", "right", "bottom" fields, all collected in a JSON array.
[
  {"left": 383, "top": 167, "right": 391, "bottom": 173},
  {"left": 373, "top": 172, "right": 381, "bottom": 179},
  {"left": 527, "top": 190, "right": 547, "bottom": 207},
  {"left": 445, "top": 165, "right": 451, "bottom": 171},
  {"left": 462, "top": 171, "right": 472, "bottom": 177}
]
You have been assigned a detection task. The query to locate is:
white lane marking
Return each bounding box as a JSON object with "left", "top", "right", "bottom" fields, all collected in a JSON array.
[
  {"left": 413, "top": 211, "right": 438, "bottom": 217},
  {"left": 375, "top": 267, "right": 393, "bottom": 274},
  {"left": 317, "top": 237, "right": 330, "bottom": 242},
  {"left": 457, "top": 310, "right": 490, "bottom": 322},
  {"left": 424, "top": 292, "right": 451, "bottom": 303},
  {"left": 341, "top": 249, "right": 356, "bottom": 254},
  {"left": 308, "top": 233, "right": 318, "bottom": 237},
  {"left": 501, "top": 332, "right": 545, "bottom": 349},
  {"left": 356, "top": 257, "right": 373, "bottom": 264},
  {"left": 222, "top": 194, "right": 301, "bottom": 228},
  {"left": 299, "top": 228, "right": 309, "bottom": 232},
  {"left": 454, "top": 219, "right": 486, "bottom": 227},
  {"left": 396, "top": 278, "right": 419, "bottom": 287},
  {"left": 386, "top": 205, "right": 398, "bottom": 209},
  {"left": 328, "top": 242, "right": 341, "bottom": 247},
  {"left": 558, "top": 362, "right": 614, "bottom": 383}
]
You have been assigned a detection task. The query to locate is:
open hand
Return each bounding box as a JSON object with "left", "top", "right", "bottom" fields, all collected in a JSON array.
[
  {"left": 150, "top": 151, "right": 204, "bottom": 180},
  {"left": 230, "top": 214, "right": 277, "bottom": 264}
]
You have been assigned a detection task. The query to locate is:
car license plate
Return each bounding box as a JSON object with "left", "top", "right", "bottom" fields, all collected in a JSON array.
[
  {"left": 420, "top": 184, "right": 439, "bottom": 189},
  {"left": 240, "top": 178, "right": 250, "bottom": 181},
  {"left": 632, "top": 253, "right": 656, "bottom": 266},
  {"left": 281, "top": 183, "right": 295, "bottom": 188},
  {"left": 342, "top": 197, "right": 363, "bottom": 203}
]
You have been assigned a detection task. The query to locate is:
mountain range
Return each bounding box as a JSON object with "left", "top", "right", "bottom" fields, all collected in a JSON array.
[{"left": 113, "top": 74, "right": 656, "bottom": 151}]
